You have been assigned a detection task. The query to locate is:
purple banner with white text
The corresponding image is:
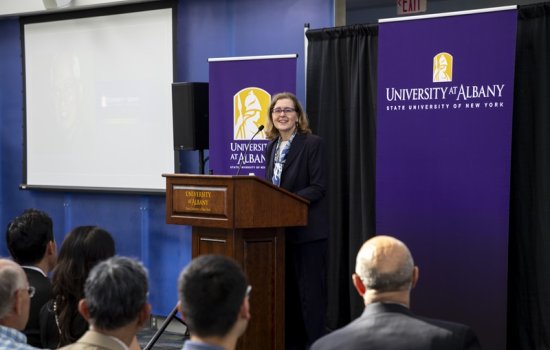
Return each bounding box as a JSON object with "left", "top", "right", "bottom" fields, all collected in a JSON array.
[
  {"left": 376, "top": 9, "right": 517, "bottom": 350},
  {"left": 208, "top": 56, "right": 297, "bottom": 176}
]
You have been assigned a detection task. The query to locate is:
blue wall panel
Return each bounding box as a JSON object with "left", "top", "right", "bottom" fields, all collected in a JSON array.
[
  {"left": 64, "top": 193, "right": 144, "bottom": 256},
  {"left": 0, "top": 0, "right": 333, "bottom": 316},
  {"left": 177, "top": 0, "right": 334, "bottom": 101}
]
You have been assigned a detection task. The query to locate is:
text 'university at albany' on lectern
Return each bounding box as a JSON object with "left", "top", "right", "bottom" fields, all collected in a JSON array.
[{"left": 163, "top": 173, "right": 309, "bottom": 350}]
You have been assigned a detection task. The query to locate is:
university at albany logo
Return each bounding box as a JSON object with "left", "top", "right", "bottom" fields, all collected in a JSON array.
[
  {"left": 433, "top": 52, "right": 453, "bottom": 83},
  {"left": 233, "top": 88, "right": 270, "bottom": 140}
]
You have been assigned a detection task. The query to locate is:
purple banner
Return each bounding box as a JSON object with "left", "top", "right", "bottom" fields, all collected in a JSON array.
[
  {"left": 208, "top": 56, "right": 297, "bottom": 176},
  {"left": 376, "top": 9, "right": 517, "bottom": 350}
]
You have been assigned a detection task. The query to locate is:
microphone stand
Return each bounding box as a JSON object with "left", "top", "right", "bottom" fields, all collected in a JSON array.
[
  {"left": 143, "top": 305, "right": 189, "bottom": 350},
  {"left": 236, "top": 125, "right": 264, "bottom": 175},
  {"left": 198, "top": 149, "right": 208, "bottom": 175}
]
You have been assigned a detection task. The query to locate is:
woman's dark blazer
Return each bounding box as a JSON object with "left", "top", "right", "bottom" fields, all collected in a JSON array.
[{"left": 264, "top": 132, "right": 328, "bottom": 243}]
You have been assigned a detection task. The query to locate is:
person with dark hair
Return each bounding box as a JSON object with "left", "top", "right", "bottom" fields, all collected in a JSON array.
[
  {"left": 264, "top": 92, "right": 328, "bottom": 349},
  {"left": 39, "top": 226, "right": 116, "bottom": 348},
  {"left": 0, "top": 258, "right": 40, "bottom": 350},
  {"left": 177, "top": 255, "right": 251, "bottom": 350},
  {"left": 310, "top": 235, "right": 482, "bottom": 350},
  {"left": 59, "top": 256, "right": 150, "bottom": 350},
  {"left": 6, "top": 208, "right": 57, "bottom": 347}
]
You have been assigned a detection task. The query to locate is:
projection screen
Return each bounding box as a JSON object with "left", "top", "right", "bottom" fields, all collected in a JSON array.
[{"left": 21, "top": 2, "right": 175, "bottom": 193}]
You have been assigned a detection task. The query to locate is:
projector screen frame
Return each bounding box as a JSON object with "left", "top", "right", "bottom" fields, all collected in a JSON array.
[{"left": 20, "top": 0, "right": 177, "bottom": 194}]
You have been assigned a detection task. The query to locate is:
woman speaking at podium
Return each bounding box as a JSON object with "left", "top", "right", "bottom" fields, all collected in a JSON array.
[{"left": 264, "top": 92, "right": 328, "bottom": 350}]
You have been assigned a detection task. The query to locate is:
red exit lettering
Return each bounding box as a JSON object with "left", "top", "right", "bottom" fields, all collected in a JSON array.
[{"left": 397, "top": 0, "right": 425, "bottom": 15}]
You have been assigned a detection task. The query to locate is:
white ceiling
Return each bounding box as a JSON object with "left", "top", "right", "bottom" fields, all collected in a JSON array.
[{"left": 0, "top": 0, "right": 156, "bottom": 18}]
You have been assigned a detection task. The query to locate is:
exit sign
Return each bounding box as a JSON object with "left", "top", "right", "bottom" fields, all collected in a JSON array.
[{"left": 397, "top": 0, "right": 427, "bottom": 15}]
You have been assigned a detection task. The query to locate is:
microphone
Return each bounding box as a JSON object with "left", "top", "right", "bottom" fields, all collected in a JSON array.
[{"left": 236, "top": 125, "right": 264, "bottom": 175}]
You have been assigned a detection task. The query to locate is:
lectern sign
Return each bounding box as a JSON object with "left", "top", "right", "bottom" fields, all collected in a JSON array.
[{"left": 172, "top": 185, "right": 227, "bottom": 216}]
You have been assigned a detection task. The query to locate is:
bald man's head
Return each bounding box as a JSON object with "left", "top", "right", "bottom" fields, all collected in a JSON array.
[
  {"left": 355, "top": 235, "right": 415, "bottom": 293},
  {"left": 0, "top": 259, "right": 28, "bottom": 320}
]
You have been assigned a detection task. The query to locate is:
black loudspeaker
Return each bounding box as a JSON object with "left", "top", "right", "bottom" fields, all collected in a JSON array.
[{"left": 172, "top": 82, "right": 209, "bottom": 150}]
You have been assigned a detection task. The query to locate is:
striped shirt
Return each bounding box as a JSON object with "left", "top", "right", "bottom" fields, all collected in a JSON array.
[{"left": 0, "top": 325, "right": 42, "bottom": 350}]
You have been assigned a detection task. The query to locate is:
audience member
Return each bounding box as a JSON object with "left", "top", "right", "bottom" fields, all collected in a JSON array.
[
  {"left": 0, "top": 258, "right": 40, "bottom": 350},
  {"left": 177, "top": 255, "right": 250, "bottom": 350},
  {"left": 59, "top": 256, "right": 150, "bottom": 350},
  {"left": 310, "top": 235, "right": 482, "bottom": 350},
  {"left": 40, "top": 226, "right": 115, "bottom": 348},
  {"left": 6, "top": 208, "right": 57, "bottom": 347}
]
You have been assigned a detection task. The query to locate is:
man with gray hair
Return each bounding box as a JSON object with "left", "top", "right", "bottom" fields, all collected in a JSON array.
[
  {"left": 59, "top": 256, "right": 151, "bottom": 350},
  {"left": 311, "top": 235, "right": 482, "bottom": 350},
  {"left": 0, "top": 258, "right": 40, "bottom": 350}
]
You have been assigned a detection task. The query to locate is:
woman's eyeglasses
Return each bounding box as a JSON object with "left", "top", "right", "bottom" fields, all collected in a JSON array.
[{"left": 272, "top": 107, "right": 296, "bottom": 114}]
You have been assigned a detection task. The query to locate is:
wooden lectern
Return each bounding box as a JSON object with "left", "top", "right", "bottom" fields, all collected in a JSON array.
[{"left": 163, "top": 174, "right": 309, "bottom": 350}]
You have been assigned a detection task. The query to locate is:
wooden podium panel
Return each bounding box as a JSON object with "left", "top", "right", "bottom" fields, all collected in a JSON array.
[
  {"left": 194, "top": 227, "right": 284, "bottom": 350},
  {"left": 163, "top": 174, "right": 309, "bottom": 350}
]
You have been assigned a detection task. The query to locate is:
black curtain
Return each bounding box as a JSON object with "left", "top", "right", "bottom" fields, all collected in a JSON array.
[
  {"left": 306, "top": 24, "right": 378, "bottom": 330},
  {"left": 508, "top": 3, "right": 550, "bottom": 350}
]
